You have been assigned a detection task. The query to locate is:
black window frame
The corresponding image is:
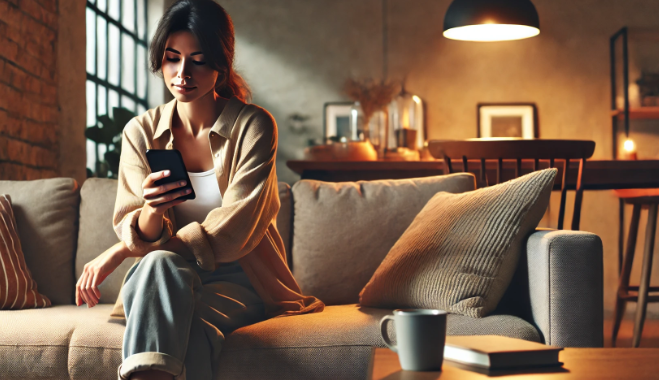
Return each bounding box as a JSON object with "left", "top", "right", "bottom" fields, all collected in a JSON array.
[{"left": 86, "top": 0, "right": 149, "bottom": 176}]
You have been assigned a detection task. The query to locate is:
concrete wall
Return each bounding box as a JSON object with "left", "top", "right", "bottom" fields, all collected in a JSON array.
[{"left": 221, "top": 0, "right": 659, "bottom": 318}]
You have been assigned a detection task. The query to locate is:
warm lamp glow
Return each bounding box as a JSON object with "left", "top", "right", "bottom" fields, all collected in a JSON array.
[
  {"left": 624, "top": 138, "right": 636, "bottom": 152},
  {"left": 443, "top": 24, "right": 540, "bottom": 41}
]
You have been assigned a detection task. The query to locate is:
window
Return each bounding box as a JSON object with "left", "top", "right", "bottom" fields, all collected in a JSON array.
[{"left": 86, "top": 0, "right": 149, "bottom": 177}]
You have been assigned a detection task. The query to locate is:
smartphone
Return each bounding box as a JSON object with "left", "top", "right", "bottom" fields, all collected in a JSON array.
[{"left": 145, "top": 149, "right": 196, "bottom": 201}]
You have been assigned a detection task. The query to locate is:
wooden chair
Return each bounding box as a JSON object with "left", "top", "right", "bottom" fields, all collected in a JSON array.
[
  {"left": 612, "top": 189, "right": 659, "bottom": 347},
  {"left": 427, "top": 138, "right": 596, "bottom": 230}
]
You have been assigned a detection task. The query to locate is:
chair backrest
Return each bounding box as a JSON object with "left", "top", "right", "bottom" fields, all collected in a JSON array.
[{"left": 428, "top": 138, "right": 596, "bottom": 230}]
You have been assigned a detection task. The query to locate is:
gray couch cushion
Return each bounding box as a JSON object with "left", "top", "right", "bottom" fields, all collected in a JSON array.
[
  {"left": 76, "top": 178, "right": 133, "bottom": 304},
  {"left": 0, "top": 178, "right": 79, "bottom": 305},
  {"left": 291, "top": 174, "right": 476, "bottom": 305}
]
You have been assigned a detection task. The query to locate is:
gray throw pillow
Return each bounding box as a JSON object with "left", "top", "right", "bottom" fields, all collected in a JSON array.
[
  {"left": 291, "top": 173, "right": 476, "bottom": 305},
  {"left": 359, "top": 169, "right": 557, "bottom": 318}
]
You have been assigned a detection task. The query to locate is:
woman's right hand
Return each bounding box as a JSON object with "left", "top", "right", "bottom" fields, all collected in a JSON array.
[{"left": 142, "top": 170, "right": 192, "bottom": 215}]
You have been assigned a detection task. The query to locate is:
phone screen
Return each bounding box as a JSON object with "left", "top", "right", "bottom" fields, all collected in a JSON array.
[{"left": 145, "top": 149, "right": 196, "bottom": 200}]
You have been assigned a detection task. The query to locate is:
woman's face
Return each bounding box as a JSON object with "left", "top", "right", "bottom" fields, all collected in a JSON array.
[{"left": 162, "top": 30, "right": 219, "bottom": 103}]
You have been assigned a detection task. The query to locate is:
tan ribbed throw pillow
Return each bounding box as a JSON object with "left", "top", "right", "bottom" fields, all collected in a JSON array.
[
  {"left": 0, "top": 194, "right": 51, "bottom": 309},
  {"left": 359, "top": 169, "right": 557, "bottom": 318}
]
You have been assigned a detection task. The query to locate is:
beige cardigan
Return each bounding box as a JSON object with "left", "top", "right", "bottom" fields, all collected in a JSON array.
[{"left": 110, "top": 96, "right": 324, "bottom": 318}]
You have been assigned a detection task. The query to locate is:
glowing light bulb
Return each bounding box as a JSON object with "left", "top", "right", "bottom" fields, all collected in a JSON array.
[
  {"left": 621, "top": 138, "right": 638, "bottom": 160},
  {"left": 443, "top": 24, "right": 540, "bottom": 42}
]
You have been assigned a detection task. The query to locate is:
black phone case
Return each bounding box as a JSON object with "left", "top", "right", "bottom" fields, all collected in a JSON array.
[{"left": 145, "top": 149, "right": 196, "bottom": 200}]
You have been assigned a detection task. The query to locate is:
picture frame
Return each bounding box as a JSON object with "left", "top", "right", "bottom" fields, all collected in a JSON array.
[
  {"left": 477, "top": 103, "right": 539, "bottom": 139},
  {"left": 323, "top": 102, "right": 354, "bottom": 142}
]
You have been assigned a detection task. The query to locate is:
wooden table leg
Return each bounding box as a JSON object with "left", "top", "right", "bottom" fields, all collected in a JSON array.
[
  {"left": 612, "top": 203, "right": 641, "bottom": 346},
  {"left": 633, "top": 203, "right": 658, "bottom": 347},
  {"left": 619, "top": 198, "right": 625, "bottom": 275}
]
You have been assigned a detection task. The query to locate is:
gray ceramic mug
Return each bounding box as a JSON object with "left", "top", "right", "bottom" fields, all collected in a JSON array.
[{"left": 380, "top": 309, "right": 447, "bottom": 371}]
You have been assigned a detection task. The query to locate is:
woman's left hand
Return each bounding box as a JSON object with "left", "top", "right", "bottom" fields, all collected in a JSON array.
[{"left": 76, "top": 241, "right": 128, "bottom": 308}]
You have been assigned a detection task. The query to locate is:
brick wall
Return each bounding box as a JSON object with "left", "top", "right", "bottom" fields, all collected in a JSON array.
[{"left": 0, "top": 0, "right": 59, "bottom": 180}]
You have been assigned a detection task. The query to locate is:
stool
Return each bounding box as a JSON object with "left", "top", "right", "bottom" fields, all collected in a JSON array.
[{"left": 612, "top": 189, "right": 659, "bottom": 347}]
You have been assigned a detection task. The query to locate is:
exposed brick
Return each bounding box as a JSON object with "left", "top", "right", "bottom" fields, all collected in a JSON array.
[
  {"left": 0, "top": 3, "right": 23, "bottom": 31},
  {"left": 0, "top": 35, "right": 20, "bottom": 63},
  {"left": 0, "top": 108, "right": 7, "bottom": 135},
  {"left": 0, "top": 161, "right": 21, "bottom": 180},
  {"left": 0, "top": 0, "right": 59, "bottom": 180},
  {"left": 7, "top": 137, "right": 29, "bottom": 163},
  {"left": 0, "top": 136, "right": 8, "bottom": 160},
  {"left": 20, "top": 0, "right": 57, "bottom": 30},
  {"left": 33, "top": 144, "right": 56, "bottom": 168},
  {"left": 33, "top": 0, "right": 57, "bottom": 14},
  {"left": 0, "top": 62, "right": 29, "bottom": 90}
]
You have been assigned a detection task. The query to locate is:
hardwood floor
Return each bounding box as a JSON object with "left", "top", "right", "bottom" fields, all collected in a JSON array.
[{"left": 604, "top": 318, "right": 659, "bottom": 348}]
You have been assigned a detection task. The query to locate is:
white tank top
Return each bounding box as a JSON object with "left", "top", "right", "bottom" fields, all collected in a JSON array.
[{"left": 173, "top": 168, "right": 222, "bottom": 229}]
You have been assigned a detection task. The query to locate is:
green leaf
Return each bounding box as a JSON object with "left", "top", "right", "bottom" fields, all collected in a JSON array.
[
  {"left": 112, "top": 107, "right": 136, "bottom": 134},
  {"left": 85, "top": 126, "right": 105, "bottom": 144},
  {"left": 105, "top": 150, "right": 120, "bottom": 174}
]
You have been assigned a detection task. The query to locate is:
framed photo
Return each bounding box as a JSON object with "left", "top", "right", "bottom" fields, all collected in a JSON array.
[
  {"left": 323, "top": 102, "right": 354, "bottom": 142},
  {"left": 477, "top": 103, "right": 539, "bottom": 139}
]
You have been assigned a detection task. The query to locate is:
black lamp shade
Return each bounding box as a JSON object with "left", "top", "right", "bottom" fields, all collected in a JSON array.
[{"left": 443, "top": 0, "right": 540, "bottom": 41}]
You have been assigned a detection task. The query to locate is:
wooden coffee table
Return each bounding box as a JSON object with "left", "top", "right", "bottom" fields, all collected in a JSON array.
[{"left": 369, "top": 347, "right": 659, "bottom": 379}]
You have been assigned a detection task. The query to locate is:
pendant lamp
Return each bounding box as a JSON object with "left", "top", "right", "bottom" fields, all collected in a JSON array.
[{"left": 443, "top": 0, "right": 540, "bottom": 42}]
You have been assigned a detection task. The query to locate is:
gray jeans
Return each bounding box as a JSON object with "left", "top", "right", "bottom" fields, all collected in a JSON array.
[{"left": 118, "top": 250, "right": 266, "bottom": 380}]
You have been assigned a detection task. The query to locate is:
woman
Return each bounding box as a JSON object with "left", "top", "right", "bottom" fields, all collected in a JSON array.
[{"left": 74, "top": 1, "right": 324, "bottom": 379}]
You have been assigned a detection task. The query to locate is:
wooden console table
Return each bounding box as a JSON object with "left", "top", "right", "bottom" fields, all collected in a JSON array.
[{"left": 286, "top": 159, "right": 659, "bottom": 190}]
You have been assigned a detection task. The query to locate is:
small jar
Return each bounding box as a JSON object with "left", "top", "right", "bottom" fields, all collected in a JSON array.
[{"left": 388, "top": 89, "right": 425, "bottom": 151}]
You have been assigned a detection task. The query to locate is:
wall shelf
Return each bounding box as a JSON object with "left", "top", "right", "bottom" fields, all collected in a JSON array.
[{"left": 611, "top": 107, "right": 659, "bottom": 120}]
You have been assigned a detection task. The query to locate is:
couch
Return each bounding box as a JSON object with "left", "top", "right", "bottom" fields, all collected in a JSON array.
[{"left": 0, "top": 175, "right": 603, "bottom": 380}]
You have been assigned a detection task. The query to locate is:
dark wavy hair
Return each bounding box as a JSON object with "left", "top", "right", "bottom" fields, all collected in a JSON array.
[{"left": 149, "top": 0, "right": 251, "bottom": 102}]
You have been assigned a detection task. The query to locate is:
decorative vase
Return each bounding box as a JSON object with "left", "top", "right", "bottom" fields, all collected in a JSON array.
[
  {"left": 368, "top": 109, "right": 388, "bottom": 158},
  {"left": 349, "top": 102, "right": 364, "bottom": 141},
  {"left": 388, "top": 87, "right": 425, "bottom": 151}
]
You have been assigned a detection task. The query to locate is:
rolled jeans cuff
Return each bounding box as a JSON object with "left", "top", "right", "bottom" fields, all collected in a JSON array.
[{"left": 118, "top": 352, "right": 186, "bottom": 380}]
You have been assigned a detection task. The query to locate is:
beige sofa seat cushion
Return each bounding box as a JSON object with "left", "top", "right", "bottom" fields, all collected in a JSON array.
[
  {"left": 360, "top": 169, "right": 557, "bottom": 318},
  {"left": 291, "top": 174, "right": 476, "bottom": 306},
  {"left": 219, "top": 304, "right": 540, "bottom": 380},
  {"left": 0, "top": 178, "right": 79, "bottom": 305},
  {"left": 75, "top": 179, "right": 294, "bottom": 305},
  {"left": 0, "top": 304, "right": 539, "bottom": 380},
  {"left": 0, "top": 305, "right": 122, "bottom": 380},
  {"left": 76, "top": 179, "right": 133, "bottom": 303}
]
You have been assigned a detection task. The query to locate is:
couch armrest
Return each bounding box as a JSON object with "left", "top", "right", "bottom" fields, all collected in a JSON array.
[{"left": 526, "top": 230, "right": 603, "bottom": 347}]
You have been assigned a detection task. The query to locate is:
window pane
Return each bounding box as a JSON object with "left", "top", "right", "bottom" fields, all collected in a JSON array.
[
  {"left": 122, "top": 34, "right": 135, "bottom": 93},
  {"left": 137, "top": 103, "right": 146, "bottom": 115},
  {"left": 137, "top": 0, "right": 146, "bottom": 40},
  {"left": 121, "top": 96, "right": 136, "bottom": 113},
  {"left": 137, "top": 44, "right": 147, "bottom": 98},
  {"left": 97, "top": 16, "right": 107, "bottom": 80},
  {"left": 98, "top": 85, "right": 107, "bottom": 116},
  {"left": 86, "top": 80, "right": 96, "bottom": 127},
  {"left": 108, "top": 0, "right": 119, "bottom": 21},
  {"left": 108, "top": 23, "right": 120, "bottom": 86},
  {"left": 97, "top": 0, "right": 107, "bottom": 13},
  {"left": 109, "top": 90, "right": 120, "bottom": 115},
  {"left": 122, "top": 0, "right": 135, "bottom": 33},
  {"left": 87, "top": 139, "right": 97, "bottom": 172},
  {"left": 86, "top": 8, "right": 95, "bottom": 75}
]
